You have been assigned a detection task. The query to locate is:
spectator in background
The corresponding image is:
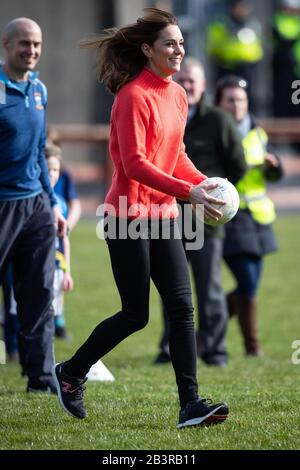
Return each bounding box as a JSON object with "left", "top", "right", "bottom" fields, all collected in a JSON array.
[
  {"left": 272, "top": 0, "right": 300, "bottom": 117},
  {"left": 215, "top": 75, "right": 283, "bottom": 357},
  {"left": 47, "top": 132, "right": 81, "bottom": 338},
  {"left": 206, "top": 0, "right": 263, "bottom": 109},
  {"left": 54, "top": 169, "right": 81, "bottom": 230},
  {"left": 46, "top": 144, "right": 74, "bottom": 340},
  {"left": 0, "top": 18, "right": 66, "bottom": 392},
  {"left": 154, "top": 57, "right": 246, "bottom": 367},
  {"left": 47, "top": 128, "right": 82, "bottom": 231}
]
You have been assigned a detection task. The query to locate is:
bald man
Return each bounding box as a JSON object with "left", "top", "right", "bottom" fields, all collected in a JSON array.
[{"left": 0, "top": 18, "right": 66, "bottom": 393}]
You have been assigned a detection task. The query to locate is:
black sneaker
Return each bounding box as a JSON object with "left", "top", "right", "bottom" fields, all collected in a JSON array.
[
  {"left": 27, "top": 379, "right": 57, "bottom": 395},
  {"left": 52, "top": 362, "right": 87, "bottom": 419},
  {"left": 177, "top": 397, "right": 229, "bottom": 428}
]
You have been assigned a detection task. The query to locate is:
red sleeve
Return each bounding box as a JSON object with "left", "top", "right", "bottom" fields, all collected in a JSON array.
[{"left": 114, "top": 90, "right": 193, "bottom": 200}]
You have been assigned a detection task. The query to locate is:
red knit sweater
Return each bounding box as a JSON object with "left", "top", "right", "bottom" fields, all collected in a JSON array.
[{"left": 104, "top": 67, "right": 206, "bottom": 218}]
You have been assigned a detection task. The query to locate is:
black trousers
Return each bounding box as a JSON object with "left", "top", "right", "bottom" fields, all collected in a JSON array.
[
  {"left": 188, "top": 237, "right": 228, "bottom": 364},
  {"left": 67, "top": 219, "right": 198, "bottom": 408},
  {"left": 0, "top": 193, "right": 55, "bottom": 382},
  {"left": 160, "top": 237, "right": 228, "bottom": 365}
]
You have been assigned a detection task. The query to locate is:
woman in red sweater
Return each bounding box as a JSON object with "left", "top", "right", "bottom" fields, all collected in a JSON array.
[{"left": 53, "top": 8, "right": 229, "bottom": 429}]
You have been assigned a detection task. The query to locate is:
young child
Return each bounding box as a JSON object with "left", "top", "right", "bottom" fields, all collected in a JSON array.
[{"left": 46, "top": 144, "right": 74, "bottom": 339}]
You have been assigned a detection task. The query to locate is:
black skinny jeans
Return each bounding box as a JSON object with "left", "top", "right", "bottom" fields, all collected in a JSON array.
[{"left": 67, "top": 218, "right": 198, "bottom": 408}]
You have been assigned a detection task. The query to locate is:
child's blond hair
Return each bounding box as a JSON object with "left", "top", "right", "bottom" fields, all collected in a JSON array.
[{"left": 45, "top": 143, "right": 62, "bottom": 161}]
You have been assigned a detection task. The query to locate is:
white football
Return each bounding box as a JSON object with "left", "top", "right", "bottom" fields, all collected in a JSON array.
[{"left": 195, "top": 177, "right": 240, "bottom": 227}]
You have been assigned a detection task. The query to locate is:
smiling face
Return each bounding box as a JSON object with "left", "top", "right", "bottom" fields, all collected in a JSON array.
[
  {"left": 218, "top": 86, "right": 248, "bottom": 122},
  {"left": 3, "top": 19, "right": 42, "bottom": 81},
  {"left": 142, "top": 24, "right": 185, "bottom": 79}
]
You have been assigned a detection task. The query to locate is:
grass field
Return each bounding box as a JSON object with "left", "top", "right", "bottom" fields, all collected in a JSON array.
[{"left": 0, "top": 214, "right": 299, "bottom": 450}]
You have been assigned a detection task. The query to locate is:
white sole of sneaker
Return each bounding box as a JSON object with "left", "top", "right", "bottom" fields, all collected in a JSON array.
[
  {"left": 52, "top": 363, "right": 84, "bottom": 419},
  {"left": 177, "top": 405, "right": 226, "bottom": 429}
]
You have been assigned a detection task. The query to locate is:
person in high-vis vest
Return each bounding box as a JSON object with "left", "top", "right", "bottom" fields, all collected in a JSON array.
[
  {"left": 272, "top": 0, "right": 300, "bottom": 117},
  {"left": 206, "top": 0, "right": 263, "bottom": 102},
  {"left": 215, "top": 75, "right": 283, "bottom": 356}
]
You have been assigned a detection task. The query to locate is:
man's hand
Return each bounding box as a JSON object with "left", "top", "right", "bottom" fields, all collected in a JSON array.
[
  {"left": 53, "top": 206, "right": 67, "bottom": 237},
  {"left": 264, "top": 153, "right": 279, "bottom": 168}
]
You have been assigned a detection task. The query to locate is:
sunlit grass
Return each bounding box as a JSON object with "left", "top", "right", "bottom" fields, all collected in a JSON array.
[{"left": 1, "top": 215, "right": 299, "bottom": 450}]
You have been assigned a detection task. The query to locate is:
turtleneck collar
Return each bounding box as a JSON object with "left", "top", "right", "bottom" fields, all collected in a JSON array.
[{"left": 137, "top": 67, "right": 173, "bottom": 92}]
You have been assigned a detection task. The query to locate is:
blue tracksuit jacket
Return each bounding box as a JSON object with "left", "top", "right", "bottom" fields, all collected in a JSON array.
[{"left": 0, "top": 64, "right": 56, "bottom": 206}]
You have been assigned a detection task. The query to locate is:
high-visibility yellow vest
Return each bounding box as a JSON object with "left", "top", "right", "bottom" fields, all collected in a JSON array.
[
  {"left": 207, "top": 21, "right": 263, "bottom": 67},
  {"left": 237, "top": 127, "right": 276, "bottom": 225},
  {"left": 274, "top": 11, "right": 300, "bottom": 41},
  {"left": 274, "top": 11, "right": 300, "bottom": 74}
]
